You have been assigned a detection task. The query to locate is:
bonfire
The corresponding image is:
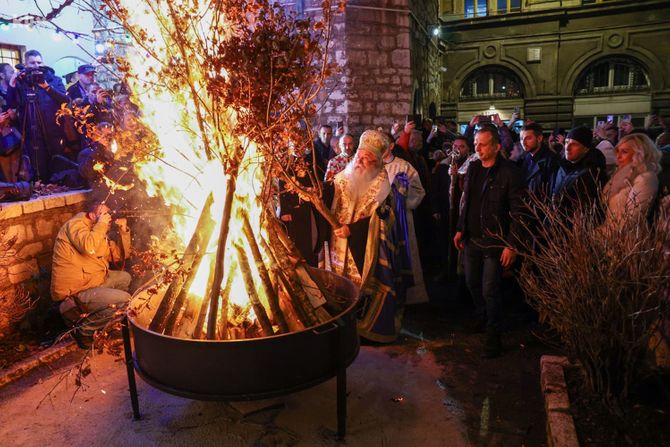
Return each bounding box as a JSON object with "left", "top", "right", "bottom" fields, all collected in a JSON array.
[{"left": 94, "top": 0, "right": 348, "bottom": 340}]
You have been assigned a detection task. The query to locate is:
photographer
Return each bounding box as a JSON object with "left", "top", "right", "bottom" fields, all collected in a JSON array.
[
  {"left": 51, "top": 202, "right": 132, "bottom": 349},
  {"left": 6, "top": 49, "right": 69, "bottom": 182},
  {"left": 79, "top": 83, "right": 114, "bottom": 125}
]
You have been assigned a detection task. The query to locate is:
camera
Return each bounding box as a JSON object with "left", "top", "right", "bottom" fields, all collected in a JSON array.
[
  {"left": 20, "top": 68, "right": 45, "bottom": 87},
  {"left": 478, "top": 115, "right": 491, "bottom": 123}
]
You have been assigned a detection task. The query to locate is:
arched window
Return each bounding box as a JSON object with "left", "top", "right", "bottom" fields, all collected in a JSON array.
[
  {"left": 574, "top": 57, "right": 649, "bottom": 95},
  {"left": 460, "top": 66, "right": 523, "bottom": 101}
]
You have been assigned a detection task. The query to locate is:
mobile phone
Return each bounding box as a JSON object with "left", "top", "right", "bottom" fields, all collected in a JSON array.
[
  {"left": 432, "top": 124, "right": 438, "bottom": 132},
  {"left": 336, "top": 120, "right": 344, "bottom": 129},
  {"left": 597, "top": 120, "right": 605, "bottom": 128},
  {"left": 513, "top": 106, "right": 520, "bottom": 113},
  {"left": 406, "top": 114, "right": 421, "bottom": 125},
  {"left": 607, "top": 115, "right": 614, "bottom": 122}
]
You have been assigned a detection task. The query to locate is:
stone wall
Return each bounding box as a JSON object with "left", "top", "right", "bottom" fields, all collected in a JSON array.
[
  {"left": 0, "top": 191, "right": 89, "bottom": 337},
  {"left": 300, "top": 0, "right": 442, "bottom": 135},
  {"left": 341, "top": 0, "right": 413, "bottom": 134}
]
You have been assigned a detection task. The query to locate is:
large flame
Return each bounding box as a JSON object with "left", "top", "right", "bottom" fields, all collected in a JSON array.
[{"left": 118, "top": 1, "right": 271, "bottom": 335}]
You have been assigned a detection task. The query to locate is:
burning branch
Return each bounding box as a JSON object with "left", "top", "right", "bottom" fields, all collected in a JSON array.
[{"left": 94, "top": 0, "right": 350, "bottom": 342}]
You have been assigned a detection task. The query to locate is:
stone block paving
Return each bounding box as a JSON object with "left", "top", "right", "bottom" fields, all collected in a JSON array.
[{"left": 0, "top": 345, "right": 470, "bottom": 447}]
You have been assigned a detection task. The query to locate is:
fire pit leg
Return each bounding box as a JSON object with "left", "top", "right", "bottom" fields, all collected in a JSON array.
[
  {"left": 336, "top": 318, "right": 347, "bottom": 441},
  {"left": 121, "top": 316, "right": 141, "bottom": 420}
]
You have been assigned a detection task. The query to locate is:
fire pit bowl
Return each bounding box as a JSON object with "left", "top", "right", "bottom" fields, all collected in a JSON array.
[{"left": 124, "top": 267, "right": 360, "bottom": 402}]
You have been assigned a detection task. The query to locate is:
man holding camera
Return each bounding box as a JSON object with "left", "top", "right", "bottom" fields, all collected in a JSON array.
[
  {"left": 80, "top": 83, "right": 114, "bottom": 125},
  {"left": 6, "top": 49, "right": 69, "bottom": 182},
  {"left": 51, "top": 202, "right": 132, "bottom": 349}
]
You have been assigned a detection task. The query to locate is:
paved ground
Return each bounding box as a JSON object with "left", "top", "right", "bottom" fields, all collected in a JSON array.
[{"left": 0, "top": 277, "right": 549, "bottom": 447}]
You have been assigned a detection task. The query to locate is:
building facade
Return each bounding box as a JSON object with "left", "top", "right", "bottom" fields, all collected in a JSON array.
[{"left": 438, "top": 0, "right": 670, "bottom": 130}]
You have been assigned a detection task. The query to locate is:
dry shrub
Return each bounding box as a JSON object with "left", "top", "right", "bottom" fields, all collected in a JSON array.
[{"left": 515, "top": 197, "right": 670, "bottom": 406}]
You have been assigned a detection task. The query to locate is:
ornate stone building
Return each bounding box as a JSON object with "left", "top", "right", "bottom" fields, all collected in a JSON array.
[{"left": 438, "top": 0, "right": 670, "bottom": 129}]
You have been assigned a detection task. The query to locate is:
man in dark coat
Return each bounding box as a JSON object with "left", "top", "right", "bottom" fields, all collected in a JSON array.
[
  {"left": 6, "top": 49, "right": 69, "bottom": 182},
  {"left": 454, "top": 126, "right": 526, "bottom": 358},
  {"left": 313, "top": 124, "right": 334, "bottom": 175},
  {"left": 520, "top": 123, "right": 561, "bottom": 201},
  {"left": 551, "top": 126, "right": 608, "bottom": 214},
  {"left": 66, "top": 64, "right": 96, "bottom": 101}
]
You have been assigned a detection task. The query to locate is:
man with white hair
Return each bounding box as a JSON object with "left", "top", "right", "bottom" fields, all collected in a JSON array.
[{"left": 330, "top": 129, "right": 406, "bottom": 342}]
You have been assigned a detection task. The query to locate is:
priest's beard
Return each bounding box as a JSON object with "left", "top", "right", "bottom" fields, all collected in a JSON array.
[{"left": 343, "top": 162, "right": 381, "bottom": 202}]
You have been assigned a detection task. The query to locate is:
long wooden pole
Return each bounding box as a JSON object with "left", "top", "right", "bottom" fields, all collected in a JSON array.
[
  {"left": 241, "top": 212, "right": 289, "bottom": 333},
  {"left": 235, "top": 244, "right": 275, "bottom": 337},
  {"left": 192, "top": 257, "right": 216, "bottom": 340},
  {"left": 150, "top": 193, "right": 214, "bottom": 333},
  {"left": 206, "top": 172, "right": 238, "bottom": 339}
]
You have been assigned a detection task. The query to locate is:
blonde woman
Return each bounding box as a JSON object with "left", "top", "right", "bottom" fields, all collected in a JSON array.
[{"left": 603, "top": 133, "right": 661, "bottom": 225}]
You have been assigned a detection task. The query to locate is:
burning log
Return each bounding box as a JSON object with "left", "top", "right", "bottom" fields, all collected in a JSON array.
[
  {"left": 217, "top": 266, "right": 235, "bottom": 340},
  {"left": 241, "top": 212, "right": 289, "bottom": 333},
  {"left": 192, "top": 258, "right": 218, "bottom": 340},
  {"left": 149, "top": 193, "right": 215, "bottom": 334},
  {"left": 270, "top": 267, "right": 306, "bottom": 332},
  {"left": 206, "top": 173, "right": 238, "bottom": 340},
  {"left": 235, "top": 243, "right": 275, "bottom": 337},
  {"left": 265, "top": 228, "right": 333, "bottom": 326},
  {"left": 268, "top": 218, "right": 334, "bottom": 322}
]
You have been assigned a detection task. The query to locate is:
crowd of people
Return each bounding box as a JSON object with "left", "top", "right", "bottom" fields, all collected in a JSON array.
[
  {"left": 3, "top": 50, "right": 669, "bottom": 354},
  {"left": 0, "top": 49, "right": 139, "bottom": 201},
  {"left": 283, "top": 108, "right": 669, "bottom": 358}
]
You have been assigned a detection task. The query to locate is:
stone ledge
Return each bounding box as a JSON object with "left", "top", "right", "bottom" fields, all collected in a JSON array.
[
  {"left": 0, "top": 202, "right": 22, "bottom": 220},
  {"left": 0, "top": 189, "right": 91, "bottom": 219},
  {"left": 0, "top": 339, "right": 77, "bottom": 389},
  {"left": 540, "top": 355, "right": 580, "bottom": 447}
]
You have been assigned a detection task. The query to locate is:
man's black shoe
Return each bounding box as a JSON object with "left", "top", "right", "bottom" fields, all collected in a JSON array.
[
  {"left": 72, "top": 330, "right": 93, "bottom": 350},
  {"left": 483, "top": 332, "right": 502, "bottom": 358}
]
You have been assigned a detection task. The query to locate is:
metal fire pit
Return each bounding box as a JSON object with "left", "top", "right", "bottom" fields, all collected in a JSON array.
[{"left": 121, "top": 267, "right": 360, "bottom": 440}]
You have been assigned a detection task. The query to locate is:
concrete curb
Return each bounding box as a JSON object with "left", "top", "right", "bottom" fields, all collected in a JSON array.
[
  {"left": 0, "top": 339, "right": 78, "bottom": 389},
  {"left": 540, "top": 355, "right": 579, "bottom": 447}
]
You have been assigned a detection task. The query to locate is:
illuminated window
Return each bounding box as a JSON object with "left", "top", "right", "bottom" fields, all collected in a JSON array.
[
  {"left": 497, "top": 0, "right": 521, "bottom": 13},
  {"left": 0, "top": 44, "right": 21, "bottom": 67},
  {"left": 575, "top": 57, "right": 648, "bottom": 95},
  {"left": 464, "top": 0, "right": 488, "bottom": 18},
  {"left": 460, "top": 66, "right": 523, "bottom": 100}
]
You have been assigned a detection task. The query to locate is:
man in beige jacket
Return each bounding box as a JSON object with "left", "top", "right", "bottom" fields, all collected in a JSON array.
[{"left": 51, "top": 202, "right": 131, "bottom": 348}]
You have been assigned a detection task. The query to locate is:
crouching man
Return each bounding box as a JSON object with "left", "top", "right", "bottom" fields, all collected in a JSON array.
[{"left": 51, "top": 202, "right": 132, "bottom": 348}]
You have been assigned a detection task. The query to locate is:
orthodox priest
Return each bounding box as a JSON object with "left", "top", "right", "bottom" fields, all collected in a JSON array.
[{"left": 330, "top": 129, "right": 409, "bottom": 342}]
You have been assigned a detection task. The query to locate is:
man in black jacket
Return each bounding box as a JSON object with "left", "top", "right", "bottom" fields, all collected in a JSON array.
[
  {"left": 6, "top": 49, "right": 69, "bottom": 182},
  {"left": 551, "top": 126, "right": 607, "bottom": 215},
  {"left": 520, "top": 123, "right": 561, "bottom": 200},
  {"left": 454, "top": 126, "right": 526, "bottom": 358},
  {"left": 66, "top": 64, "right": 96, "bottom": 101}
]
